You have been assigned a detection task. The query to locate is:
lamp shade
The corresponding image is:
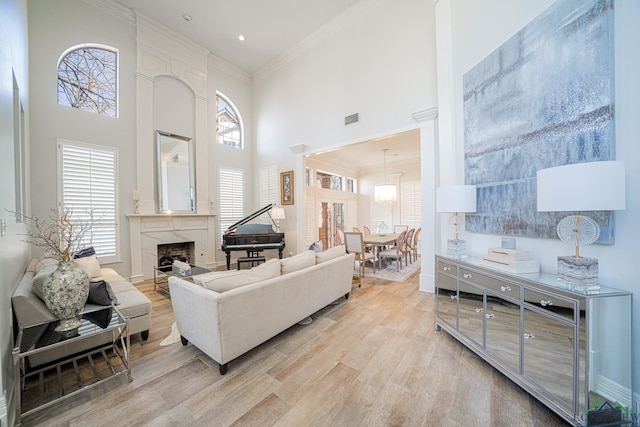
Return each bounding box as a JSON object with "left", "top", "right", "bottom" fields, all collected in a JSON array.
[
  {"left": 436, "top": 185, "right": 477, "bottom": 213},
  {"left": 537, "top": 161, "right": 626, "bottom": 212},
  {"left": 374, "top": 184, "right": 398, "bottom": 202},
  {"left": 271, "top": 207, "right": 286, "bottom": 220}
]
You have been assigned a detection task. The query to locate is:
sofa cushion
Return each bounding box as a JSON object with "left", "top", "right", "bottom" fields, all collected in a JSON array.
[
  {"left": 315, "top": 245, "right": 346, "bottom": 264},
  {"left": 192, "top": 270, "right": 238, "bottom": 287},
  {"left": 280, "top": 250, "right": 315, "bottom": 275},
  {"left": 115, "top": 289, "right": 152, "bottom": 319},
  {"left": 202, "top": 259, "right": 281, "bottom": 293}
]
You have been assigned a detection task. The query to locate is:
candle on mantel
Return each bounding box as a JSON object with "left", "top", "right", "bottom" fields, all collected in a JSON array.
[{"left": 133, "top": 190, "right": 140, "bottom": 201}]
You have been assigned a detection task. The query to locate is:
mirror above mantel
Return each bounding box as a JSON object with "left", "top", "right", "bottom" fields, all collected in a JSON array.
[{"left": 156, "top": 130, "right": 195, "bottom": 214}]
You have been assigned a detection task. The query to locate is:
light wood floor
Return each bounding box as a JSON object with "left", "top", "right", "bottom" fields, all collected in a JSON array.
[{"left": 21, "top": 267, "right": 569, "bottom": 426}]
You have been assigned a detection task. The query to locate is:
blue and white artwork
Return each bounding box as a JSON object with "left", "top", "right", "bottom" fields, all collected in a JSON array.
[{"left": 463, "top": 0, "right": 615, "bottom": 243}]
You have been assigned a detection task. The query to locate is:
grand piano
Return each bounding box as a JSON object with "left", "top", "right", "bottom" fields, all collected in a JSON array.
[{"left": 221, "top": 203, "right": 285, "bottom": 270}]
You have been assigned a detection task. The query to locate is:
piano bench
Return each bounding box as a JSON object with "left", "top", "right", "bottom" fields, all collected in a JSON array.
[{"left": 237, "top": 256, "right": 266, "bottom": 270}]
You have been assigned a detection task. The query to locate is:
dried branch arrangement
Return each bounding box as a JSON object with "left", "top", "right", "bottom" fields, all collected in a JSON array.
[{"left": 9, "top": 208, "right": 92, "bottom": 262}]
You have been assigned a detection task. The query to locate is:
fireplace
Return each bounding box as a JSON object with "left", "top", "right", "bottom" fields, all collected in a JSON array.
[{"left": 157, "top": 242, "right": 195, "bottom": 271}]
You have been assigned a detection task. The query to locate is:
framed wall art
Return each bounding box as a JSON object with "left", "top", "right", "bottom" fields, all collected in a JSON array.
[{"left": 280, "top": 170, "right": 294, "bottom": 205}]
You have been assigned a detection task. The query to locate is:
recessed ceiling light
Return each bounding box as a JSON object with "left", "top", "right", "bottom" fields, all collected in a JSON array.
[
  {"left": 238, "top": 35, "right": 245, "bottom": 41},
  {"left": 182, "top": 13, "right": 192, "bottom": 22}
]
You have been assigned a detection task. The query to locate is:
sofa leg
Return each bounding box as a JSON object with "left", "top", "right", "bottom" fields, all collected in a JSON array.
[
  {"left": 344, "top": 293, "right": 350, "bottom": 300},
  {"left": 180, "top": 336, "right": 188, "bottom": 345},
  {"left": 219, "top": 363, "right": 228, "bottom": 375},
  {"left": 141, "top": 330, "right": 149, "bottom": 341}
]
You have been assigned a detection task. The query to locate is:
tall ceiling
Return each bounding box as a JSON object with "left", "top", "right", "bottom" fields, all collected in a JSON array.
[
  {"left": 112, "top": 0, "right": 421, "bottom": 169},
  {"left": 113, "top": 0, "right": 363, "bottom": 74}
]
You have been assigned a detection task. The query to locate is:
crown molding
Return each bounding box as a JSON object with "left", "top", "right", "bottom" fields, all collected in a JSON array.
[
  {"left": 82, "top": 0, "right": 135, "bottom": 25},
  {"left": 208, "top": 54, "right": 251, "bottom": 85},
  {"left": 253, "top": 0, "right": 387, "bottom": 82}
]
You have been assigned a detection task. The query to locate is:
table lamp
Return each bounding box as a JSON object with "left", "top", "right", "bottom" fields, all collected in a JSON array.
[
  {"left": 537, "top": 160, "right": 626, "bottom": 290},
  {"left": 436, "top": 185, "right": 477, "bottom": 259},
  {"left": 271, "top": 207, "right": 286, "bottom": 232}
]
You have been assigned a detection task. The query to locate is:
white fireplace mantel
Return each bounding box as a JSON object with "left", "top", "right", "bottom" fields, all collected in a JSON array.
[{"left": 127, "top": 214, "right": 217, "bottom": 283}]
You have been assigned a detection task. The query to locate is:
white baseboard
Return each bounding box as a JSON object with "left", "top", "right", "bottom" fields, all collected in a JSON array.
[{"left": 595, "top": 374, "right": 632, "bottom": 409}]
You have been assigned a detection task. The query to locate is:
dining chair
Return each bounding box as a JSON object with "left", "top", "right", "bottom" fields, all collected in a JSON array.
[
  {"left": 363, "top": 226, "right": 372, "bottom": 236},
  {"left": 393, "top": 224, "right": 408, "bottom": 234},
  {"left": 402, "top": 228, "right": 415, "bottom": 264},
  {"left": 378, "top": 230, "right": 406, "bottom": 272},
  {"left": 344, "top": 231, "right": 375, "bottom": 280},
  {"left": 412, "top": 227, "right": 421, "bottom": 261},
  {"left": 352, "top": 226, "right": 361, "bottom": 233}
]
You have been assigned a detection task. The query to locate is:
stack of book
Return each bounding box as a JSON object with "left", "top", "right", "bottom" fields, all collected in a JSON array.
[{"left": 479, "top": 248, "right": 540, "bottom": 274}]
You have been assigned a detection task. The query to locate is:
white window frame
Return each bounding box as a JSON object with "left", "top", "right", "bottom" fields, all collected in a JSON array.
[
  {"left": 57, "top": 43, "right": 119, "bottom": 118},
  {"left": 216, "top": 91, "right": 244, "bottom": 149},
  {"left": 58, "top": 139, "right": 120, "bottom": 264},
  {"left": 219, "top": 166, "right": 245, "bottom": 240}
]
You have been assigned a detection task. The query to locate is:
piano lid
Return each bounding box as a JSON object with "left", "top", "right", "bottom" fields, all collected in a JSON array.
[{"left": 224, "top": 203, "right": 276, "bottom": 234}]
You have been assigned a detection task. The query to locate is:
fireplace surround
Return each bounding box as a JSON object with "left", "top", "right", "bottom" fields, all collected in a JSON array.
[{"left": 127, "top": 214, "right": 216, "bottom": 282}]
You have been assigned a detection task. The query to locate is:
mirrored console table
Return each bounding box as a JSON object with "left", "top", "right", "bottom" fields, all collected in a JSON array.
[{"left": 435, "top": 255, "right": 632, "bottom": 426}]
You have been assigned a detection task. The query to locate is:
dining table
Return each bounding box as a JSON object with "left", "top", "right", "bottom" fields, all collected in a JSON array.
[{"left": 363, "top": 233, "right": 399, "bottom": 269}]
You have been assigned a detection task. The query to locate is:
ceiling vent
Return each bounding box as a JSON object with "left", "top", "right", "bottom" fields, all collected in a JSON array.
[{"left": 344, "top": 113, "right": 359, "bottom": 126}]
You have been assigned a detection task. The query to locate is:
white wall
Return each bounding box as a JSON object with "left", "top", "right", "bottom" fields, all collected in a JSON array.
[
  {"left": 0, "top": 0, "right": 30, "bottom": 422},
  {"left": 28, "top": 0, "right": 137, "bottom": 275},
  {"left": 437, "top": 0, "right": 640, "bottom": 406},
  {"left": 253, "top": 0, "right": 437, "bottom": 255}
]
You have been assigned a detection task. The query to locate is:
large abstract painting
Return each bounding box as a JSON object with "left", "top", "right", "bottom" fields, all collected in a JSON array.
[{"left": 463, "top": 0, "right": 615, "bottom": 243}]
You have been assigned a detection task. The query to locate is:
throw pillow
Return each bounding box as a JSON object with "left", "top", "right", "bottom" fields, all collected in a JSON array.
[
  {"left": 202, "top": 259, "right": 281, "bottom": 293},
  {"left": 31, "top": 263, "right": 58, "bottom": 301},
  {"left": 73, "top": 254, "right": 102, "bottom": 278},
  {"left": 315, "top": 245, "right": 346, "bottom": 264},
  {"left": 308, "top": 240, "right": 323, "bottom": 252},
  {"left": 74, "top": 246, "right": 96, "bottom": 259},
  {"left": 87, "top": 280, "right": 113, "bottom": 306},
  {"left": 104, "top": 281, "right": 120, "bottom": 305},
  {"left": 280, "top": 250, "right": 315, "bottom": 275}
]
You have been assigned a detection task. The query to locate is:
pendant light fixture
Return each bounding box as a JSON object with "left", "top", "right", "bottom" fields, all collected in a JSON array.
[{"left": 374, "top": 149, "right": 397, "bottom": 202}]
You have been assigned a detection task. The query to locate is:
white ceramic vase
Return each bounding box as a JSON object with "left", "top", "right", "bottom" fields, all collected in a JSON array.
[{"left": 43, "top": 261, "right": 90, "bottom": 332}]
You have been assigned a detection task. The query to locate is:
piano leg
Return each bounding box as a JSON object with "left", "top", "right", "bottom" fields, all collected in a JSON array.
[
  {"left": 226, "top": 251, "right": 232, "bottom": 270},
  {"left": 278, "top": 248, "right": 284, "bottom": 259}
]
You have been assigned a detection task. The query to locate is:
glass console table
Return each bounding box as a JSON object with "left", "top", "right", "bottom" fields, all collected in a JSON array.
[{"left": 13, "top": 307, "right": 131, "bottom": 425}]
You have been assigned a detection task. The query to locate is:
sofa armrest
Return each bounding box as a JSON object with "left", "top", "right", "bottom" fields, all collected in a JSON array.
[{"left": 168, "top": 277, "right": 224, "bottom": 363}]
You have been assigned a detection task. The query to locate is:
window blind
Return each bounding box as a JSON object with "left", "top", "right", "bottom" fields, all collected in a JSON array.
[
  {"left": 259, "top": 165, "right": 279, "bottom": 219},
  {"left": 219, "top": 167, "right": 244, "bottom": 238},
  {"left": 59, "top": 140, "right": 118, "bottom": 262}
]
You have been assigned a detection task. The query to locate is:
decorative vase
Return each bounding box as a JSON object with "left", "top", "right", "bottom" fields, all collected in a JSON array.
[
  {"left": 378, "top": 221, "right": 389, "bottom": 235},
  {"left": 43, "top": 261, "right": 90, "bottom": 332}
]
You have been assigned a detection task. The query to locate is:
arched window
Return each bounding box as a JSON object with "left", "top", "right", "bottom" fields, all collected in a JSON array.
[
  {"left": 57, "top": 44, "right": 118, "bottom": 118},
  {"left": 216, "top": 92, "right": 243, "bottom": 148}
]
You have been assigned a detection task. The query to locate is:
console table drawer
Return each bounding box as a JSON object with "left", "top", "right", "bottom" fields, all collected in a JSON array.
[
  {"left": 459, "top": 267, "right": 520, "bottom": 300},
  {"left": 524, "top": 288, "right": 575, "bottom": 322},
  {"left": 437, "top": 260, "right": 457, "bottom": 276}
]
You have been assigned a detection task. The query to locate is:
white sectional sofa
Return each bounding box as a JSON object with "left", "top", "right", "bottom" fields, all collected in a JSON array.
[{"left": 169, "top": 246, "right": 355, "bottom": 374}]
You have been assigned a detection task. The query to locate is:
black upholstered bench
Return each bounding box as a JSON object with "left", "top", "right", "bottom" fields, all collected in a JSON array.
[{"left": 237, "top": 255, "right": 266, "bottom": 270}]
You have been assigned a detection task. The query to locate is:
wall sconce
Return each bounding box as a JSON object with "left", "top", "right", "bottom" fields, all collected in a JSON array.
[
  {"left": 209, "top": 195, "right": 215, "bottom": 214},
  {"left": 271, "top": 207, "right": 286, "bottom": 232},
  {"left": 133, "top": 190, "right": 140, "bottom": 214},
  {"left": 436, "top": 185, "right": 477, "bottom": 259},
  {"left": 537, "top": 160, "right": 626, "bottom": 290}
]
